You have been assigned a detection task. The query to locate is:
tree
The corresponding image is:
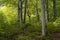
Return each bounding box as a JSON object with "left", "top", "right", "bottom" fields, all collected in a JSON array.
[
  {"left": 40, "top": 0, "right": 47, "bottom": 39},
  {"left": 36, "top": 0, "right": 40, "bottom": 21},
  {"left": 45, "top": 0, "right": 49, "bottom": 21},
  {"left": 23, "top": 0, "right": 28, "bottom": 24},
  {"left": 18, "top": 0, "right": 22, "bottom": 23},
  {"left": 53, "top": 0, "right": 56, "bottom": 21},
  {"left": 27, "top": 9, "right": 31, "bottom": 23}
]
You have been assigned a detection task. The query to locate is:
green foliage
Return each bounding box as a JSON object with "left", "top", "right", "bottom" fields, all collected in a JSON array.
[
  {"left": 47, "top": 19, "right": 60, "bottom": 33},
  {"left": 0, "top": 0, "right": 60, "bottom": 40},
  {"left": 2, "top": 0, "right": 18, "bottom": 7}
]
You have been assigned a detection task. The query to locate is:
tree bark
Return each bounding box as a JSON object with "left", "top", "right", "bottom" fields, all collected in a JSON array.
[
  {"left": 36, "top": 0, "right": 40, "bottom": 21},
  {"left": 18, "top": 0, "right": 22, "bottom": 23},
  {"left": 40, "top": 0, "right": 47, "bottom": 38},
  {"left": 53, "top": 0, "right": 56, "bottom": 21},
  {"left": 45, "top": 0, "right": 49, "bottom": 21},
  {"left": 24, "top": 0, "right": 27, "bottom": 24}
]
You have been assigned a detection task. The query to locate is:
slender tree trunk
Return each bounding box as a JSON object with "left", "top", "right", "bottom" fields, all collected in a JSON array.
[
  {"left": 45, "top": 0, "right": 49, "bottom": 21},
  {"left": 27, "top": 9, "right": 31, "bottom": 23},
  {"left": 24, "top": 0, "right": 27, "bottom": 24},
  {"left": 36, "top": 0, "right": 40, "bottom": 21},
  {"left": 18, "top": 0, "right": 22, "bottom": 23},
  {"left": 53, "top": 0, "right": 56, "bottom": 21},
  {"left": 40, "top": 0, "right": 47, "bottom": 38}
]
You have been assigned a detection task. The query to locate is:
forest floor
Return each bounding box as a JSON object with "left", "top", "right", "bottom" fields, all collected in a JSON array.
[
  {"left": 51, "top": 32, "right": 60, "bottom": 40},
  {"left": 32, "top": 32, "right": 60, "bottom": 40}
]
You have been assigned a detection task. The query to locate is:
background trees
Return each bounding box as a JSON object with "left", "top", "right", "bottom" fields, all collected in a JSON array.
[
  {"left": 53, "top": 0, "right": 56, "bottom": 21},
  {"left": 0, "top": 0, "right": 60, "bottom": 40}
]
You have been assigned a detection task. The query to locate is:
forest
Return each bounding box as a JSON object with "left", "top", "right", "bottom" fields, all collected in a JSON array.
[{"left": 0, "top": 0, "right": 60, "bottom": 40}]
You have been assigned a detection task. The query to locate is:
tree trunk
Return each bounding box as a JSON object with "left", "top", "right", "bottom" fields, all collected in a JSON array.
[
  {"left": 40, "top": 0, "right": 47, "bottom": 38},
  {"left": 24, "top": 0, "right": 27, "bottom": 24},
  {"left": 36, "top": 0, "right": 40, "bottom": 21},
  {"left": 18, "top": 0, "right": 22, "bottom": 23},
  {"left": 45, "top": 0, "right": 49, "bottom": 21},
  {"left": 53, "top": 0, "right": 56, "bottom": 21}
]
